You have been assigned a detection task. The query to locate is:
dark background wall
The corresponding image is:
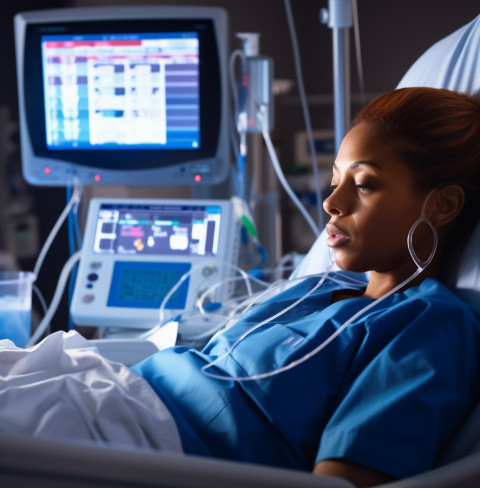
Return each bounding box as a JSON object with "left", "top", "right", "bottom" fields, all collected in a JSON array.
[
  {"left": 2, "top": 0, "right": 478, "bottom": 331},
  {"left": 5, "top": 1, "right": 479, "bottom": 124}
]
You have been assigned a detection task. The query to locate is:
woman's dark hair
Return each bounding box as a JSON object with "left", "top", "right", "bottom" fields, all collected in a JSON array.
[{"left": 352, "top": 87, "right": 480, "bottom": 264}]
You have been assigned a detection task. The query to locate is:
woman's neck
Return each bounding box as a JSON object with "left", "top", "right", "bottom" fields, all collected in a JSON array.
[{"left": 363, "top": 260, "right": 441, "bottom": 299}]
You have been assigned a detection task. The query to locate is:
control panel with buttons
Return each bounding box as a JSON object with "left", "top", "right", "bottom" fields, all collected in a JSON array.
[{"left": 70, "top": 197, "right": 242, "bottom": 330}]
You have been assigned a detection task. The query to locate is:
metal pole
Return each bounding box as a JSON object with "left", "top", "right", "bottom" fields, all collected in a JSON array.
[{"left": 321, "top": 0, "right": 353, "bottom": 154}]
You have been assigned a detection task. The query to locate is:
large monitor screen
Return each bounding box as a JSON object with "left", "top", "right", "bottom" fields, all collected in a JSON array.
[
  {"left": 42, "top": 32, "right": 201, "bottom": 151},
  {"left": 14, "top": 6, "right": 230, "bottom": 186}
]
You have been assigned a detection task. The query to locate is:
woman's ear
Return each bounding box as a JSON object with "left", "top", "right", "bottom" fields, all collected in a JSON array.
[{"left": 428, "top": 185, "right": 465, "bottom": 228}]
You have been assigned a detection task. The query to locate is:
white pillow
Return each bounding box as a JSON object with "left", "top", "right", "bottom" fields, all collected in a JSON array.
[
  {"left": 449, "top": 221, "right": 480, "bottom": 311},
  {"left": 289, "top": 229, "right": 368, "bottom": 285},
  {"left": 397, "top": 14, "right": 480, "bottom": 98},
  {"left": 289, "top": 229, "right": 337, "bottom": 279}
]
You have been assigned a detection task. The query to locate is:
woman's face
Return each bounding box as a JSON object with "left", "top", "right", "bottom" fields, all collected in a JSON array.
[{"left": 323, "top": 123, "right": 430, "bottom": 276}]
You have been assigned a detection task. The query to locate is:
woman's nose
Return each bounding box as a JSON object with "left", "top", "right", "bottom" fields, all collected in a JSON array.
[{"left": 323, "top": 188, "right": 342, "bottom": 216}]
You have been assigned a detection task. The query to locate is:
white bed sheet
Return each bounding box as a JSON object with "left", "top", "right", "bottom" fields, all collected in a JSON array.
[{"left": 0, "top": 330, "right": 184, "bottom": 455}]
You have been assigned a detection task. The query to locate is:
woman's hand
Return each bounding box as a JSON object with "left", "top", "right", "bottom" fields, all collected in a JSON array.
[{"left": 313, "top": 459, "right": 394, "bottom": 487}]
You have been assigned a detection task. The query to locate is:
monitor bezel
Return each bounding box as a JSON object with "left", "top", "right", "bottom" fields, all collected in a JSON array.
[{"left": 14, "top": 6, "right": 230, "bottom": 186}]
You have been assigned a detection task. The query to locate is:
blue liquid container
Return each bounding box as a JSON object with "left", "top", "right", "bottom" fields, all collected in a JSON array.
[{"left": 0, "top": 271, "right": 34, "bottom": 348}]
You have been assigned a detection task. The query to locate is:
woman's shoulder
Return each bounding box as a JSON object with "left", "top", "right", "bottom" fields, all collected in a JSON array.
[
  {"left": 355, "top": 278, "right": 480, "bottom": 372},
  {"left": 408, "top": 278, "right": 480, "bottom": 314},
  {"left": 390, "top": 278, "right": 480, "bottom": 334}
]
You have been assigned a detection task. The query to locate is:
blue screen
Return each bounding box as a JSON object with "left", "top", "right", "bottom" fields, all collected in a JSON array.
[
  {"left": 93, "top": 202, "right": 222, "bottom": 256},
  {"left": 41, "top": 32, "right": 200, "bottom": 150},
  {"left": 107, "top": 261, "right": 191, "bottom": 309}
]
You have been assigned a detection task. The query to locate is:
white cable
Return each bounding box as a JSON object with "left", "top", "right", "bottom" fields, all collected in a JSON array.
[
  {"left": 158, "top": 260, "right": 255, "bottom": 325},
  {"left": 200, "top": 191, "right": 439, "bottom": 382},
  {"left": 32, "top": 181, "right": 83, "bottom": 280},
  {"left": 229, "top": 48, "right": 248, "bottom": 197},
  {"left": 158, "top": 273, "right": 272, "bottom": 342},
  {"left": 27, "top": 250, "right": 82, "bottom": 347},
  {"left": 157, "top": 264, "right": 296, "bottom": 341},
  {"left": 229, "top": 49, "right": 247, "bottom": 163},
  {"left": 283, "top": 0, "right": 324, "bottom": 230},
  {"left": 195, "top": 266, "right": 366, "bottom": 341},
  {"left": 352, "top": 0, "right": 366, "bottom": 105},
  {"left": 32, "top": 284, "right": 48, "bottom": 316},
  {"left": 197, "top": 275, "right": 291, "bottom": 334},
  {"left": 201, "top": 266, "right": 333, "bottom": 380},
  {"left": 196, "top": 273, "right": 269, "bottom": 318},
  {"left": 187, "top": 275, "right": 315, "bottom": 342},
  {"left": 260, "top": 107, "right": 321, "bottom": 237},
  {"left": 229, "top": 49, "right": 247, "bottom": 124},
  {"left": 201, "top": 265, "right": 423, "bottom": 382}
]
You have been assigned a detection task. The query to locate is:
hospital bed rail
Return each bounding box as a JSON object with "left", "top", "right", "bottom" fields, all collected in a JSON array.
[
  {"left": 0, "top": 433, "right": 352, "bottom": 488},
  {"left": 1, "top": 432, "right": 480, "bottom": 488}
]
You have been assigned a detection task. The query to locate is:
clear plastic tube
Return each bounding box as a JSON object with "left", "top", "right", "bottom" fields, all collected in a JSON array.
[
  {"left": 191, "top": 262, "right": 368, "bottom": 340},
  {"left": 27, "top": 250, "right": 82, "bottom": 347},
  {"left": 260, "top": 106, "right": 321, "bottom": 237},
  {"left": 32, "top": 284, "right": 48, "bottom": 317},
  {"left": 32, "top": 181, "right": 83, "bottom": 280},
  {"left": 200, "top": 265, "right": 334, "bottom": 380},
  {"left": 229, "top": 48, "right": 247, "bottom": 127},
  {"left": 197, "top": 274, "right": 270, "bottom": 318},
  {"left": 201, "top": 190, "right": 439, "bottom": 381},
  {"left": 407, "top": 189, "right": 438, "bottom": 268},
  {"left": 157, "top": 260, "right": 255, "bottom": 326},
  {"left": 156, "top": 262, "right": 315, "bottom": 342},
  {"left": 229, "top": 48, "right": 248, "bottom": 198},
  {"left": 283, "top": 0, "right": 324, "bottom": 230}
]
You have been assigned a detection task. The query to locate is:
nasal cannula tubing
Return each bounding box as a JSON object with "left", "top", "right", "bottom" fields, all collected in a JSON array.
[
  {"left": 191, "top": 267, "right": 366, "bottom": 345},
  {"left": 159, "top": 259, "right": 293, "bottom": 329},
  {"left": 196, "top": 274, "right": 272, "bottom": 320},
  {"left": 158, "top": 260, "right": 258, "bottom": 325},
  {"left": 201, "top": 189, "right": 439, "bottom": 382}
]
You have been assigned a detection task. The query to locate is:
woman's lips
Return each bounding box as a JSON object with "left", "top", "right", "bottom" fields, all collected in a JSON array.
[{"left": 326, "top": 223, "right": 350, "bottom": 247}]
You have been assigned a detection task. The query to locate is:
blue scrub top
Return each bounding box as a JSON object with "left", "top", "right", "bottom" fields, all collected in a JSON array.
[{"left": 132, "top": 274, "right": 480, "bottom": 479}]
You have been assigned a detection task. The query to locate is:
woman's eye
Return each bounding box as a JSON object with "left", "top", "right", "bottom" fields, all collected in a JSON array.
[{"left": 355, "top": 184, "right": 372, "bottom": 193}]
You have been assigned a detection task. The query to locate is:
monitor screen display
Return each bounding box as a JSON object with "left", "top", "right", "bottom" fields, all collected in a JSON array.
[
  {"left": 93, "top": 202, "right": 222, "bottom": 256},
  {"left": 42, "top": 32, "right": 200, "bottom": 151},
  {"left": 15, "top": 7, "right": 230, "bottom": 186}
]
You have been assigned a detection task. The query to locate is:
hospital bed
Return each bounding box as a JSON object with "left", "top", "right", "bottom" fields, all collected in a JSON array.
[
  {"left": 1, "top": 221, "right": 479, "bottom": 488},
  {"left": 1, "top": 432, "right": 480, "bottom": 488},
  {"left": 2, "top": 13, "right": 480, "bottom": 488}
]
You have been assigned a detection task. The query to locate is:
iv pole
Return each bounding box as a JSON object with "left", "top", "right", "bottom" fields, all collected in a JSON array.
[{"left": 321, "top": 0, "right": 353, "bottom": 154}]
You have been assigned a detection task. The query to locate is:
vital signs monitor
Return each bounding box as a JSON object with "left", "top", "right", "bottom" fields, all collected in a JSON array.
[
  {"left": 14, "top": 6, "right": 230, "bottom": 186},
  {"left": 70, "top": 198, "right": 241, "bottom": 329}
]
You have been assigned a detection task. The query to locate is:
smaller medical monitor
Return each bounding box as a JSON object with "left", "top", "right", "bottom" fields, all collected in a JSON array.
[
  {"left": 14, "top": 6, "right": 230, "bottom": 186},
  {"left": 70, "top": 197, "right": 241, "bottom": 329},
  {"left": 92, "top": 201, "right": 223, "bottom": 258}
]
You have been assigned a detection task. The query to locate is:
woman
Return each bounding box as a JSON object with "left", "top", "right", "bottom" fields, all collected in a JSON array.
[
  {"left": 2, "top": 87, "right": 480, "bottom": 488},
  {"left": 133, "top": 87, "right": 480, "bottom": 487}
]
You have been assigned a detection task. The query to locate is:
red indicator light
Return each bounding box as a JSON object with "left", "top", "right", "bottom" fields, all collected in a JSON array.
[
  {"left": 194, "top": 174, "right": 202, "bottom": 183},
  {"left": 94, "top": 174, "right": 101, "bottom": 182},
  {"left": 44, "top": 167, "right": 51, "bottom": 175}
]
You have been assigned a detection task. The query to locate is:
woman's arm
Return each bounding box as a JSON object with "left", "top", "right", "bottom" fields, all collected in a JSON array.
[{"left": 313, "top": 459, "right": 394, "bottom": 487}]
